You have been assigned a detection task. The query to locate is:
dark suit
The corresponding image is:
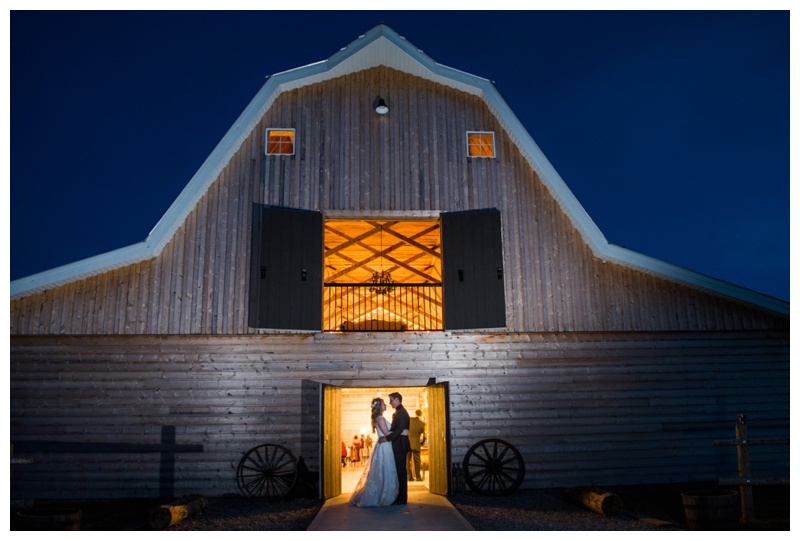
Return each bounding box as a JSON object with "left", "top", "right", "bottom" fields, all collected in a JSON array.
[
  {"left": 386, "top": 403, "right": 411, "bottom": 503},
  {"left": 407, "top": 416, "right": 426, "bottom": 481}
]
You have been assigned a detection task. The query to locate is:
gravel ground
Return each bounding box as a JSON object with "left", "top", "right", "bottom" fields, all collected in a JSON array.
[
  {"left": 447, "top": 483, "right": 789, "bottom": 532},
  {"left": 447, "top": 488, "right": 683, "bottom": 531},
  {"left": 169, "top": 497, "right": 324, "bottom": 531},
  {"left": 11, "top": 483, "right": 789, "bottom": 531},
  {"left": 11, "top": 496, "right": 324, "bottom": 531}
]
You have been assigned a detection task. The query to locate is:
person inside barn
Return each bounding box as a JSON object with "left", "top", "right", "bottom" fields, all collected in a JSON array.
[
  {"left": 351, "top": 435, "right": 362, "bottom": 463},
  {"left": 364, "top": 434, "right": 372, "bottom": 459},
  {"left": 407, "top": 409, "right": 426, "bottom": 482}
]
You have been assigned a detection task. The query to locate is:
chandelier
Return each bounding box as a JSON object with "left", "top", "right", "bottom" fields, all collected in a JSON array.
[
  {"left": 369, "top": 224, "right": 394, "bottom": 295},
  {"left": 369, "top": 269, "right": 394, "bottom": 295}
]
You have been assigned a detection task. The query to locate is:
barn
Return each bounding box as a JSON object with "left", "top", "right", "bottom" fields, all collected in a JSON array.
[{"left": 10, "top": 24, "right": 789, "bottom": 501}]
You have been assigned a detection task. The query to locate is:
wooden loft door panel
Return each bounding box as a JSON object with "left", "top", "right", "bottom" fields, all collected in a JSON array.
[
  {"left": 253, "top": 206, "right": 323, "bottom": 330},
  {"left": 442, "top": 209, "right": 506, "bottom": 330}
]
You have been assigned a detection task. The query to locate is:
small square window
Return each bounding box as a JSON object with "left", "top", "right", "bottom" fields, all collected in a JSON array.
[
  {"left": 466, "top": 131, "right": 495, "bottom": 158},
  {"left": 266, "top": 129, "right": 295, "bottom": 155}
]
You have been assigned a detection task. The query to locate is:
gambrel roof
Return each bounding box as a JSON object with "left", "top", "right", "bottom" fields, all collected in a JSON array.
[{"left": 10, "top": 24, "right": 788, "bottom": 316}]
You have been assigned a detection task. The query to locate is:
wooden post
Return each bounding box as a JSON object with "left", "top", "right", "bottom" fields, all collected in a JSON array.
[
  {"left": 715, "top": 416, "right": 790, "bottom": 523},
  {"left": 735, "top": 417, "right": 755, "bottom": 523}
]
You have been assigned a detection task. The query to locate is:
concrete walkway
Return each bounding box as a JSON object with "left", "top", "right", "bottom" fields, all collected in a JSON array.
[{"left": 307, "top": 485, "right": 474, "bottom": 531}]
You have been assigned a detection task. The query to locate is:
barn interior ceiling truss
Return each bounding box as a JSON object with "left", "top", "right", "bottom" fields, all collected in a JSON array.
[{"left": 323, "top": 220, "right": 442, "bottom": 331}]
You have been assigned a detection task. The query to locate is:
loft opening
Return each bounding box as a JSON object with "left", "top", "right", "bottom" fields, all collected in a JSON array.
[
  {"left": 250, "top": 206, "right": 506, "bottom": 332},
  {"left": 324, "top": 219, "right": 442, "bottom": 331}
]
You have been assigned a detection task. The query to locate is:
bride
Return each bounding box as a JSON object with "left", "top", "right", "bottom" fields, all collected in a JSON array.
[{"left": 349, "top": 397, "right": 406, "bottom": 507}]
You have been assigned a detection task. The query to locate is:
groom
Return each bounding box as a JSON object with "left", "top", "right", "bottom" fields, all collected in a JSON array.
[{"left": 383, "top": 392, "right": 411, "bottom": 505}]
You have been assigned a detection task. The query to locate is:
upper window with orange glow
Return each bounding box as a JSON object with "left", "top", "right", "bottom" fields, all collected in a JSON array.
[
  {"left": 265, "top": 129, "right": 295, "bottom": 155},
  {"left": 466, "top": 131, "right": 495, "bottom": 158}
]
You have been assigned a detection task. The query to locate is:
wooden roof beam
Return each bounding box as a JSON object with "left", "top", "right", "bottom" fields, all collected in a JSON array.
[
  {"left": 374, "top": 222, "right": 441, "bottom": 259},
  {"left": 323, "top": 222, "right": 397, "bottom": 257}
]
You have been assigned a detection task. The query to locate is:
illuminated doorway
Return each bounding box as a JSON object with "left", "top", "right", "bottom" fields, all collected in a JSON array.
[
  {"left": 340, "top": 387, "right": 427, "bottom": 493},
  {"left": 321, "top": 383, "right": 450, "bottom": 498}
]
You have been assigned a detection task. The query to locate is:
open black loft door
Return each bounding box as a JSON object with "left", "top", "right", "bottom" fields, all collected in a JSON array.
[
  {"left": 252, "top": 206, "right": 323, "bottom": 330},
  {"left": 441, "top": 208, "right": 506, "bottom": 330}
]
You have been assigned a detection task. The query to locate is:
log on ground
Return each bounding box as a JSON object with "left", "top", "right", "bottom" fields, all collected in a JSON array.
[
  {"left": 564, "top": 487, "right": 623, "bottom": 515},
  {"left": 148, "top": 495, "right": 208, "bottom": 530}
]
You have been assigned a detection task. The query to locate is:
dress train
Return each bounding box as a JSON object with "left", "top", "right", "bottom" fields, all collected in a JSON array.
[{"left": 348, "top": 424, "right": 399, "bottom": 507}]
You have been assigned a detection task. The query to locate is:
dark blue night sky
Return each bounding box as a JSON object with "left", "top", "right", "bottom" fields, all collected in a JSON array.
[{"left": 8, "top": 10, "right": 790, "bottom": 302}]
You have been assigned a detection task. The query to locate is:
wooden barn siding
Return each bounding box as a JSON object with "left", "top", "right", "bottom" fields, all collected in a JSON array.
[{"left": 10, "top": 331, "right": 788, "bottom": 499}]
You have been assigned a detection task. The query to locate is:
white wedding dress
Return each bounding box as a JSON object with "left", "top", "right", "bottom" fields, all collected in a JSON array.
[{"left": 348, "top": 422, "right": 399, "bottom": 507}]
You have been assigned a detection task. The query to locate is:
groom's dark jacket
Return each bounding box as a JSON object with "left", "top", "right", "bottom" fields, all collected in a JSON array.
[{"left": 387, "top": 404, "right": 411, "bottom": 454}]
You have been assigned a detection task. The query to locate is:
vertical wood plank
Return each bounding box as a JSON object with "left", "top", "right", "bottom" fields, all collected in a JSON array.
[
  {"left": 136, "top": 260, "right": 151, "bottom": 334},
  {"left": 147, "top": 245, "right": 163, "bottom": 333},
  {"left": 124, "top": 263, "right": 139, "bottom": 334}
]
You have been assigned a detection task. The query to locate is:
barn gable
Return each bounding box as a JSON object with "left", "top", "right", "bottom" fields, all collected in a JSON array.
[
  {"left": 9, "top": 67, "right": 787, "bottom": 334},
  {"left": 9, "top": 24, "right": 787, "bottom": 319}
]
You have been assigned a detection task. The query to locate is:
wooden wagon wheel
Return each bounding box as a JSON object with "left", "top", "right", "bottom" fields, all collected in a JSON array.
[
  {"left": 236, "top": 444, "right": 298, "bottom": 500},
  {"left": 462, "top": 438, "right": 525, "bottom": 496}
]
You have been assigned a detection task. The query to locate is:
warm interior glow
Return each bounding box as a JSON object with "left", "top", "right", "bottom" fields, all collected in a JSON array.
[
  {"left": 467, "top": 132, "right": 495, "bottom": 157},
  {"left": 341, "top": 387, "right": 429, "bottom": 493},
  {"left": 352, "top": 306, "right": 423, "bottom": 330},
  {"left": 266, "top": 129, "right": 295, "bottom": 154},
  {"left": 324, "top": 220, "right": 442, "bottom": 331}
]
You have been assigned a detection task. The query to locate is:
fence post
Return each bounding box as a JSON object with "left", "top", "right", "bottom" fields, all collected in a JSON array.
[
  {"left": 735, "top": 415, "right": 755, "bottom": 523},
  {"left": 715, "top": 415, "right": 789, "bottom": 525}
]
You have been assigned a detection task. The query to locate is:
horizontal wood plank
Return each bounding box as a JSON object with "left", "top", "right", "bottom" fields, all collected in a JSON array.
[{"left": 10, "top": 332, "right": 789, "bottom": 498}]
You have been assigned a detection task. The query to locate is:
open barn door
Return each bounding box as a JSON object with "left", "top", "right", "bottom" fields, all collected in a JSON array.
[
  {"left": 321, "top": 384, "right": 342, "bottom": 499},
  {"left": 426, "top": 381, "right": 450, "bottom": 495},
  {"left": 441, "top": 209, "right": 506, "bottom": 330}
]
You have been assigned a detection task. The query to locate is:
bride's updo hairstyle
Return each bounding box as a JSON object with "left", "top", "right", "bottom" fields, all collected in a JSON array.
[{"left": 370, "top": 398, "right": 384, "bottom": 432}]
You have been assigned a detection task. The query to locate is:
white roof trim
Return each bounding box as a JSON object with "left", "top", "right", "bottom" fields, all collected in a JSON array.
[{"left": 10, "top": 25, "right": 788, "bottom": 316}]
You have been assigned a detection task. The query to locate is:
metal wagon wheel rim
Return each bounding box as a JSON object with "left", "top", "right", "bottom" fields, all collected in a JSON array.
[
  {"left": 462, "top": 438, "right": 525, "bottom": 496},
  {"left": 236, "top": 443, "right": 298, "bottom": 500}
]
